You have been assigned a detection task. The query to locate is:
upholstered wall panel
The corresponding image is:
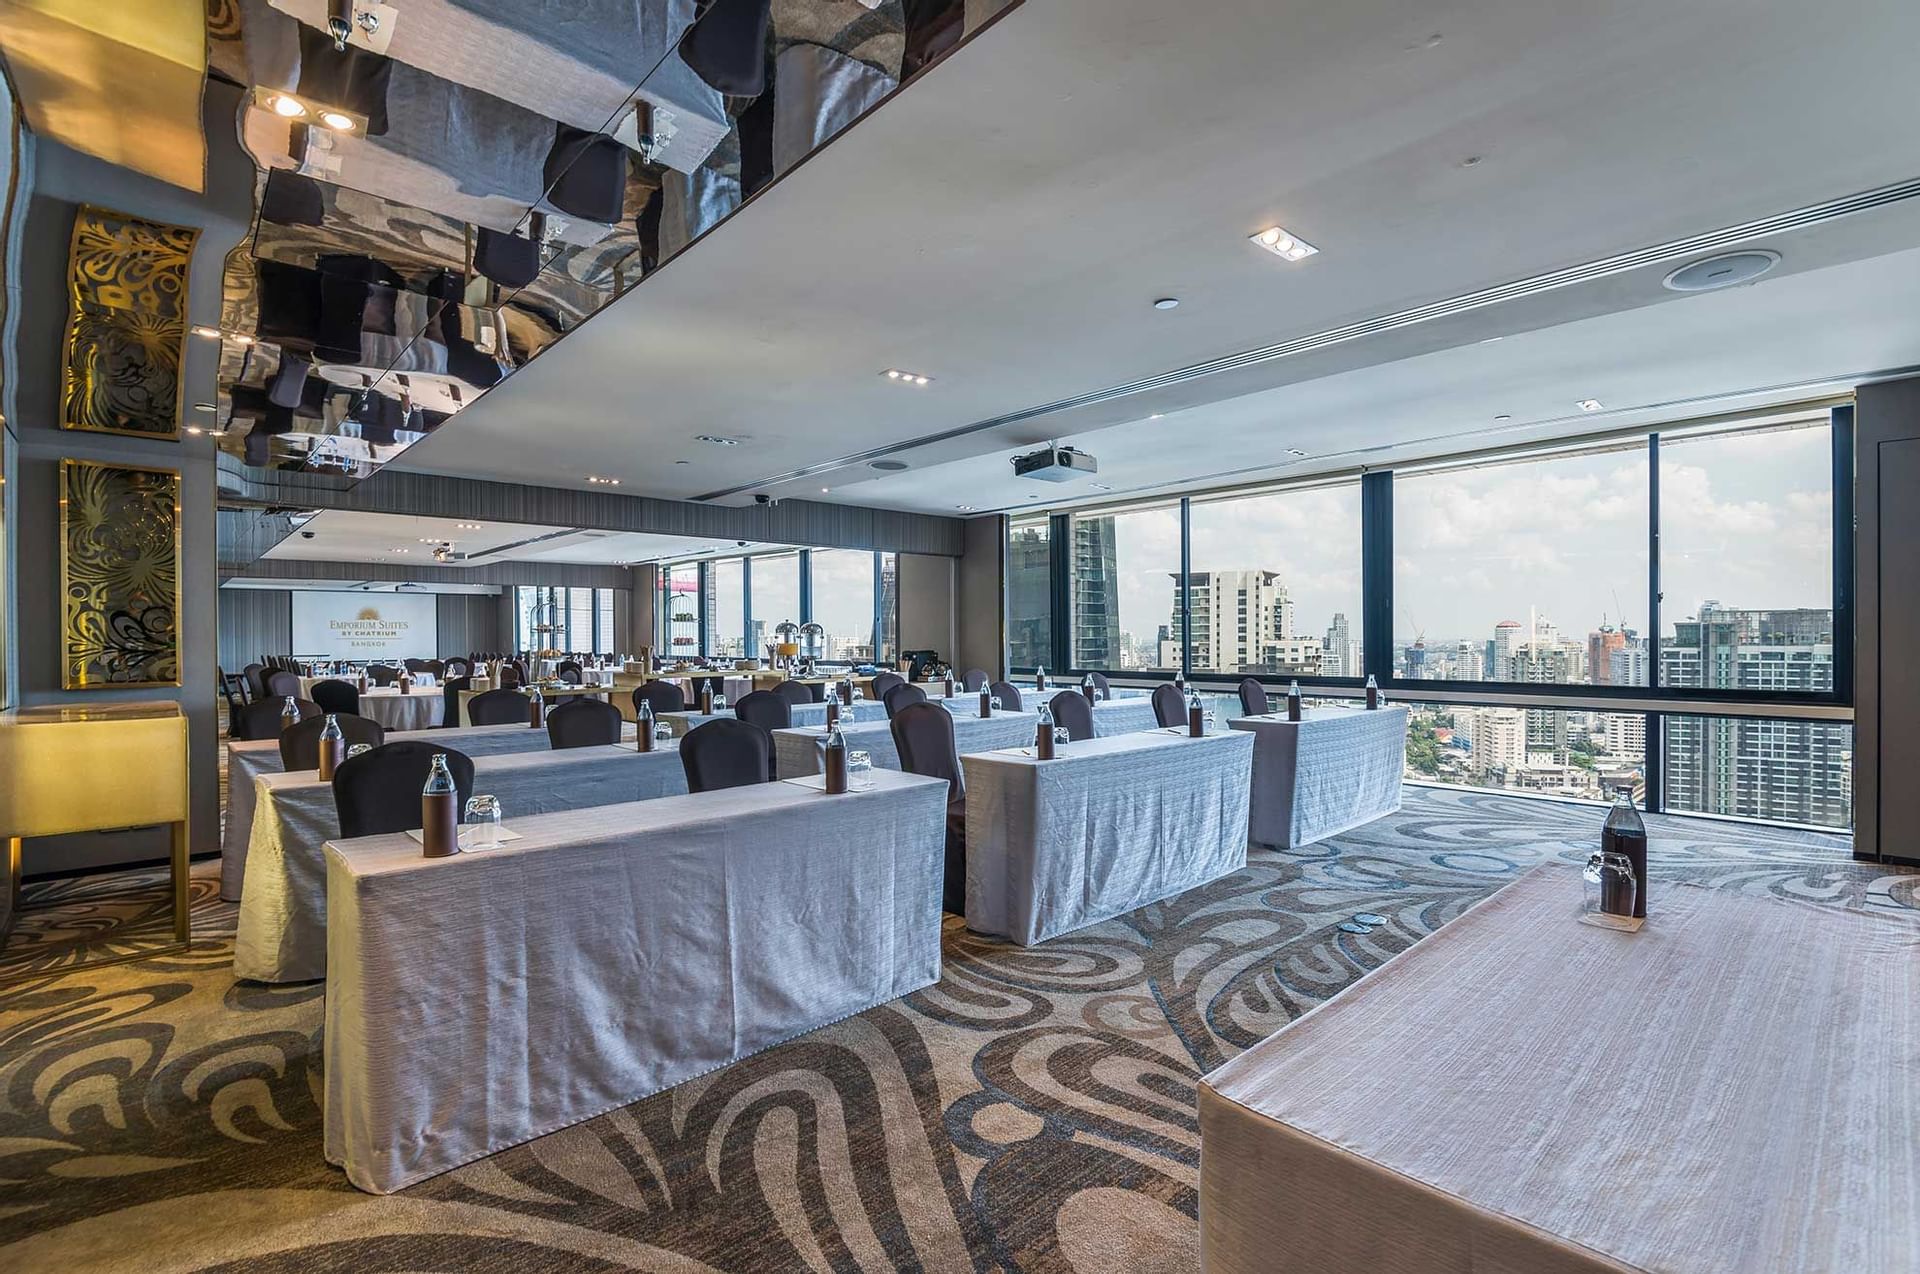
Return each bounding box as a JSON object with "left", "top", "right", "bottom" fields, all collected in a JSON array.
[
  {"left": 435, "top": 590, "right": 505, "bottom": 656},
  {"left": 217, "top": 587, "right": 290, "bottom": 672}
]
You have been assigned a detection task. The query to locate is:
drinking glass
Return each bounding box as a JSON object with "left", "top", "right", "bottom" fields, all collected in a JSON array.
[
  {"left": 713, "top": 694, "right": 728, "bottom": 712},
  {"left": 654, "top": 723, "right": 674, "bottom": 744},
  {"left": 1053, "top": 726, "right": 1070, "bottom": 745},
  {"left": 848, "top": 750, "right": 874, "bottom": 790},
  {"left": 990, "top": 695, "right": 1003, "bottom": 710},
  {"left": 347, "top": 743, "right": 373, "bottom": 758},
  {"left": 463, "top": 794, "right": 503, "bottom": 849},
  {"left": 1203, "top": 710, "right": 1217, "bottom": 734}
]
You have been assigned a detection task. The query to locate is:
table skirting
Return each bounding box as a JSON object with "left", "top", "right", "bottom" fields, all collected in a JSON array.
[
  {"left": 1228, "top": 705, "right": 1407, "bottom": 848},
  {"left": 323, "top": 769, "right": 951, "bottom": 1193},
  {"left": 963, "top": 728, "right": 1254, "bottom": 945},
  {"left": 235, "top": 743, "right": 685, "bottom": 982},
  {"left": 771, "top": 711, "right": 1040, "bottom": 779}
]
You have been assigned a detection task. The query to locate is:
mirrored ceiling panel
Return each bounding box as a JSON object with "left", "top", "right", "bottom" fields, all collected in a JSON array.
[{"left": 202, "top": 0, "right": 1017, "bottom": 476}]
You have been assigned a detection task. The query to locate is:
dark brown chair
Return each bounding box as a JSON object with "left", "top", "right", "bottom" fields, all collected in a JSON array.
[
  {"left": 773, "top": 679, "right": 815, "bottom": 708},
  {"left": 889, "top": 702, "right": 968, "bottom": 913},
  {"left": 440, "top": 674, "right": 471, "bottom": 729},
  {"left": 403, "top": 658, "right": 430, "bottom": 675},
  {"left": 1238, "top": 677, "right": 1270, "bottom": 717},
  {"left": 870, "top": 670, "right": 905, "bottom": 700},
  {"left": 555, "top": 659, "right": 583, "bottom": 684},
  {"left": 309, "top": 678, "right": 360, "bottom": 714},
  {"left": 732, "top": 690, "right": 789, "bottom": 773},
  {"left": 235, "top": 696, "right": 320, "bottom": 741},
  {"left": 989, "top": 681, "right": 1023, "bottom": 713},
  {"left": 332, "top": 742, "right": 475, "bottom": 839},
  {"left": 467, "top": 687, "right": 531, "bottom": 726},
  {"left": 1048, "top": 689, "right": 1095, "bottom": 741},
  {"left": 1151, "top": 683, "right": 1186, "bottom": 728},
  {"left": 443, "top": 656, "right": 472, "bottom": 679},
  {"left": 963, "top": 668, "right": 989, "bottom": 692},
  {"left": 264, "top": 668, "right": 302, "bottom": 698},
  {"left": 884, "top": 681, "right": 929, "bottom": 719},
  {"left": 679, "top": 718, "right": 771, "bottom": 793},
  {"left": 241, "top": 662, "right": 269, "bottom": 701},
  {"left": 633, "top": 679, "right": 686, "bottom": 716},
  {"left": 546, "top": 697, "right": 624, "bottom": 749},
  {"left": 366, "top": 664, "right": 400, "bottom": 687},
  {"left": 279, "top": 712, "right": 385, "bottom": 769},
  {"left": 1090, "top": 671, "right": 1112, "bottom": 699}
]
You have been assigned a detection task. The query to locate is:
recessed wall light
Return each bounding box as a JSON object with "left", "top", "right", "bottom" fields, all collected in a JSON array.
[
  {"left": 694, "top": 434, "right": 741, "bottom": 446},
  {"left": 1250, "top": 225, "right": 1318, "bottom": 261},
  {"left": 1576, "top": 399, "right": 1603, "bottom": 412},
  {"left": 192, "top": 402, "right": 215, "bottom": 412},
  {"left": 1153, "top": 297, "right": 1180, "bottom": 310},
  {"left": 881, "top": 369, "right": 932, "bottom": 386}
]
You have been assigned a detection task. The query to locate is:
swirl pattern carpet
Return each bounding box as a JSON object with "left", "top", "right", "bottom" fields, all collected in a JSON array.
[{"left": 0, "top": 785, "right": 1906, "bottom": 1272}]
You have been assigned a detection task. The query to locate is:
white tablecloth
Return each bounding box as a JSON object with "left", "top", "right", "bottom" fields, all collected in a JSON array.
[
  {"left": 772, "top": 711, "right": 1040, "bottom": 779},
  {"left": 323, "top": 768, "right": 951, "bottom": 1193},
  {"left": 658, "top": 699, "right": 889, "bottom": 738},
  {"left": 456, "top": 686, "right": 613, "bottom": 725},
  {"left": 1198, "top": 866, "right": 1920, "bottom": 1274},
  {"left": 219, "top": 722, "right": 632, "bottom": 900},
  {"left": 236, "top": 743, "right": 685, "bottom": 982},
  {"left": 1229, "top": 705, "right": 1406, "bottom": 848},
  {"left": 354, "top": 688, "right": 444, "bottom": 732},
  {"left": 963, "top": 728, "right": 1254, "bottom": 946}
]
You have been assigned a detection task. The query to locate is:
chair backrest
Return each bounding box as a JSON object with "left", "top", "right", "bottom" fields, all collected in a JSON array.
[
  {"left": 424, "top": 660, "right": 446, "bottom": 679},
  {"left": 444, "top": 657, "right": 472, "bottom": 679},
  {"left": 556, "top": 659, "right": 583, "bottom": 684},
  {"left": 236, "top": 696, "right": 320, "bottom": 741},
  {"left": 264, "top": 668, "right": 302, "bottom": 698},
  {"left": 366, "top": 664, "right": 399, "bottom": 686},
  {"left": 733, "top": 689, "right": 790, "bottom": 734},
  {"left": 1238, "top": 677, "right": 1269, "bottom": 718},
  {"left": 1048, "top": 689, "right": 1095, "bottom": 741},
  {"left": 219, "top": 668, "right": 249, "bottom": 719},
  {"left": 309, "top": 678, "right": 360, "bottom": 715},
  {"left": 633, "top": 679, "right": 686, "bottom": 715},
  {"left": 989, "top": 680, "right": 1023, "bottom": 713},
  {"left": 890, "top": 701, "right": 965, "bottom": 802},
  {"left": 241, "top": 663, "right": 268, "bottom": 701},
  {"left": 1151, "top": 683, "right": 1186, "bottom": 728},
  {"left": 962, "top": 667, "right": 989, "bottom": 692},
  {"left": 403, "top": 658, "right": 430, "bottom": 674},
  {"left": 440, "top": 675, "right": 472, "bottom": 729},
  {"left": 332, "top": 741, "right": 476, "bottom": 839},
  {"left": 546, "top": 697, "right": 624, "bottom": 749},
  {"left": 466, "top": 687, "right": 530, "bottom": 726},
  {"left": 883, "top": 681, "right": 929, "bottom": 719},
  {"left": 1091, "top": 671, "right": 1112, "bottom": 698},
  {"left": 870, "top": 670, "right": 905, "bottom": 699},
  {"left": 679, "top": 718, "right": 770, "bottom": 793},
  {"left": 773, "top": 679, "right": 815, "bottom": 707},
  {"left": 279, "top": 712, "right": 385, "bottom": 768}
]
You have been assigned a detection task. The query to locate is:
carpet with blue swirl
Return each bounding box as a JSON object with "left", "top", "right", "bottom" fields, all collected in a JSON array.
[{"left": 0, "top": 786, "right": 1904, "bottom": 1271}]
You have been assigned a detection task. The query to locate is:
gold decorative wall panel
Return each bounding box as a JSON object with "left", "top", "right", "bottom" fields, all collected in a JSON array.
[
  {"left": 60, "top": 460, "right": 181, "bottom": 689},
  {"left": 59, "top": 205, "right": 198, "bottom": 438}
]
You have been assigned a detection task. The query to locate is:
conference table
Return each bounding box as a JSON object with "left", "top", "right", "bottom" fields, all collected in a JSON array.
[
  {"left": 771, "top": 710, "right": 1040, "bottom": 779},
  {"left": 323, "top": 768, "right": 951, "bottom": 1193},
  {"left": 1197, "top": 865, "right": 1918, "bottom": 1274},
  {"left": 936, "top": 689, "right": 1160, "bottom": 737},
  {"left": 456, "top": 685, "right": 614, "bottom": 725},
  {"left": 234, "top": 742, "right": 686, "bottom": 982},
  {"left": 661, "top": 699, "right": 889, "bottom": 737},
  {"left": 219, "top": 720, "right": 636, "bottom": 901},
  {"left": 1229, "top": 704, "right": 1408, "bottom": 847},
  {"left": 962, "top": 727, "right": 1254, "bottom": 945}
]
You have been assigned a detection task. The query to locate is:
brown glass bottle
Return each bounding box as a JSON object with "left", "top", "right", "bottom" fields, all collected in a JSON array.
[
  {"left": 823, "top": 725, "right": 849, "bottom": 794},
  {"left": 528, "top": 687, "right": 545, "bottom": 728},
  {"left": 1188, "top": 701, "right": 1205, "bottom": 738},
  {"left": 826, "top": 698, "right": 840, "bottom": 728},
  {"left": 399, "top": 673, "right": 412, "bottom": 695},
  {"left": 1365, "top": 675, "right": 1379, "bottom": 709},
  {"left": 979, "top": 688, "right": 992, "bottom": 718},
  {"left": 698, "top": 682, "right": 714, "bottom": 714},
  {"left": 1603, "top": 788, "right": 1649, "bottom": 919},
  {"left": 636, "top": 701, "right": 655, "bottom": 751},
  {"left": 1081, "top": 675, "right": 1097, "bottom": 704},
  {"left": 1035, "top": 714, "right": 1056, "bottom": 759},
  {"left": 420, "top": 754, "right": 459, "bottom": 858},
  {"left": 316, "top": 714, "right": 346, "bottom": 780},
  {"left": 1287, "top": 680, "right": 1303, "bottom": 722}
]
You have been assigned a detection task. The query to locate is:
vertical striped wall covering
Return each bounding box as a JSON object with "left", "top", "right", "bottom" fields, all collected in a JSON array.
[
  {"left": 217, "top": 588, "right": 291, "bottom": 673},
  {"left": 436, "top": 591, "right": 506, "bottom": 656}
]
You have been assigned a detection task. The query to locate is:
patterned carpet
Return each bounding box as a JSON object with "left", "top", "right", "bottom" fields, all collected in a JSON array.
[{"left": 0, "top": 786, "right": 1908, "bottom": 1272}]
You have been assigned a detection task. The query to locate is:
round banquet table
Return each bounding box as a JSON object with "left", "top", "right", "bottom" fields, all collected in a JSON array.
[{"left": 353, "top": 687, "right": 444, "bottom": 731}]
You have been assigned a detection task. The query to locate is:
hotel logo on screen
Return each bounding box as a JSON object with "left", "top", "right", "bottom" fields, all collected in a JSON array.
[{"left": 330, "top": 606, "right": 414, "bottom": 650}]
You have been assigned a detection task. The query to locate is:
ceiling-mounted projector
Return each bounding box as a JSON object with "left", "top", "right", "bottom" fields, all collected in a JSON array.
[{"left": 1012, "top": 444, "right": 1098, "bottom": 482}]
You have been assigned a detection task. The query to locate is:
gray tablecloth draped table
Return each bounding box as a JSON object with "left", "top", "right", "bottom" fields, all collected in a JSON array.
[
  {"left": 1228, "top": 705, "right": 1407, "bottom": 848},
  {"left": 323, "top": 768, "right": 951, "bottom": 1194},
  {"left": 220, "top": 722, "right": 636, "bottom": 901},
  {"left": 660, "top": 699, "right": 889, "bottom": 738},
  {"left": 963, "top": 728, "right": 1255, "bottom": 946},
  {"left": 1198, "top": 866, "right": 1920, "bottom": 1274},
  {"left": 456, "top": 686, "right": 613, "bottom": 725},
  {"left": 934, "top": 691, "right": 1158, "bottom": 736},
  {"left": 236, "top": 743, "right": 684, "bottom": 983},
  {"left": 772, "top": 711, "right": 1040, "bottom": 779}
]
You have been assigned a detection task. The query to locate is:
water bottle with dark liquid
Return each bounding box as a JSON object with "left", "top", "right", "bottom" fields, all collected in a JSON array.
[
  {"left": 280, "top": 695, "right": 300, "bottom": 734},
  {"left": 528, "top": 684, "right": 545, "bottom": 728},
  {"left": 1035, "top": 665, "right": 1047, "bottom": 692},
  {"left": 1287, "top": 679, "right": 1303, "bottom": 722},
  {"left": 823, "top": 721, "right": 849, "bottom": 794},
  {"left": 979, "top": 687, "right": 992, "bottom": 718},
  {"left": 1365, "top": 674, "right": 1380, "bottom": 710},
  {"left": 944, "top": 674, "right": 956, "bottom": 699},
  {"left": 399, "top": 671, "right": 412, "bottom": 695},
  {"left": 826, "top": 698, "right": 841, "bottom": 728},
  {"left": 1602, "top": 787, "right": 1648, "bottom": 920},
  {"left": 698, "top": 680, "right": 714, "bottom": 714},
  {"left": 1187, "top": 689, "right": 1205, "bottom": 737},
  {"left": 1035, "top": 703, "right": 1056, "bottom": 759},
  {"left": 317, "top": 713, "right": 346, "bottom": 780},
  {"left": 636, "top": 699, "right": 655, "bottom": 752},
  {"left": 1081, "top": 673, "right": 1098, "bottom": 704},
  {"left": 421, "top": 754, "right": 459, "bottom": 857}
]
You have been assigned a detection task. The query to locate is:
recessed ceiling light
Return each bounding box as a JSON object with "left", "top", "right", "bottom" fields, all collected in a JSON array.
[
  {"left": 185, "top": 425, "right": 204, "bottom": 435},
  {"left": 1286, "top": 448, "right": 1306, "bottom": 457},
  {"left": 1149, "top": 413, "right": 1164, "bottom": 421},
  {"left": 456, "top": 522, "right": 484, "bottom": 530},
  {"left": 956, "top": 505, "right": 974, "bottom": 512},
  {"left": 694, "top": 434, "right": 741, "bottom": 446},
  {"left": 1153, "top": 297, "right": 1180, "bottom": 310},
  {"left": 587, "top": 475, "right": 621, "bottom": 485},
  {"left": 390, "top": 547, "right": 410, "bottom": 554},
  {"left": 1480, "top": 336, "right": 1504, "bottom": 344},
  {"left": 231, "top": 333, "right": 255, "bottom": 346},
  {"left": 820, "top": 487, "right": 830, "bottom": 493},
  {"left": 1576, "top": 399, "right": 1603, "bottom": 412},
  {"left": 270, "top": 94, "right": 307, "bottom": 118},
  {"left": 1250, "top": 225, "right": 1318, "bottom": 261},
  {"left": 318, "top": 110, "right": 356, "bottom": 131},
  {"left": 881, "top": 369, "right": 932, "bottom": 386},
  {"left": 191, "top": 325, "right": 222, "bottom": 339},
  {"left": 1089, "top": 483, "right": 1113, "bottom": 491},
  {"left": 192, "top": 402, "right": 215, "bottom": 411},
  {"left": 674, "top": 459, "right": 691, "bottom": 465},
  {"left": 869, "top": 459, "right": 910, "bottom": 472}
]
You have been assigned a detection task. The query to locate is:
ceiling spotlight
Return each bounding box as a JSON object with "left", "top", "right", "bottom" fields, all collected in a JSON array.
[
  {"left": 185, "top": 426, "right": 204, "bottom": 436},
  {"left": 1286, "top": 448, "right": 1307, "bottom": 457},
  {"left": 270, "top": 94, "right": 308, "bottom": 119},
  {"left": 956, "top": 505, "right": 974, "bottom": 512},
  {"left": 191, "top": 325, "right": 222, "bottom": 339},
  {"left": 1149, "top": 413, "right": 1164, "bottom": 421},
  {"left": 881, "top": 369, "right": 933, "bottom": 385},
  {"left": 231, "top": 333, "right": 255, "bottom": 346},
  {"left": 1089, "top": 483, "right": 1113, "bottom": 491},
  {"left": 1153, "top": 297, "right": 1180, "bottom": 310},
  {"left": 390, "top": 547, "right": 410, "bottom": 554},
  {"left": 1576, "top": 399, "right": 1603, "bottom": 412},
  {"left": 1494, "top": 413, "right": 1512, "bottom": 421},
  {"left": 192, "top": 402, "right": 216, "bottom": 411},
  {"left": 456, "top": 522, "right": 484, "bottom": 530},
  {"left": 1250, "top": 225, "right": 1318, "bottom": 261},
  {"left": 820, "top": 487, "right": 830, "bottom": 493},
  {"left": 586, "top": 475, "right": 621, "bottom": 485},
  {"left": 318, "top": 110, "right": 356, "bottom": 131},
  {"left": 694, "top": 434, "right": 741, "bottom": 446}
]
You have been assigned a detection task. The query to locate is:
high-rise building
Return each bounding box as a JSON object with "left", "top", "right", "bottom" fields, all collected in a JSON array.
[
  {"left": 1460, "top": 706, "right": 1528, "bottom": 775},
  {"left": 1180, "top": 569, "right": 1308, "bottom": 672},
  {"left": 1323, "top": 612, "right": 1360, "bottom": 677},
  {"left": 1588, "top": 626, "right": 1627, "bottom": 684},
  {"left": 1609, "top": 642, "right": 1649, "bottom": 687},
  {"left": 1071, "top": 517, "right": 1122, "bottom": 668},
  {"left": 1006, "top": 523, "right": 1052, "bottom": 668},
  {"left": 1492, "top": 620, "right": 1524, "bottom": 677}
]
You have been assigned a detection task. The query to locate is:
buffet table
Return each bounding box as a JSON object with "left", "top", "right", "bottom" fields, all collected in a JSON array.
[
  {"left": 1197, "top": 866, "right": 1918, "bottom": 1274},
  {"left": 235, "top": 743, "right": 686, "bottom": 982},
  {"left": 771, "top": 710, "right": 1039, "bottom": 779},
  {"left": 1228, "top": 705, "right": 1406, "bottom": 848},
  {"left": 962, "top": 728, "right": 1254, "bottom": 945},
  {"left": 323, "top": 768, "right": 951, "bottom": 1193}
]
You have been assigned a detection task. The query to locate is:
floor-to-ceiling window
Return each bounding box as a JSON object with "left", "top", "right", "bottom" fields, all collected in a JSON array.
[
  {"left": 1188, "top": 482, "right": 1364, "bottom": 679},
  {"left": 708, "top": 558, "right": 745, "bottom": 659},
  {"left": 878, "top": 552, "right": 899, "bottom": 666},
  {"left": 659, "top": 565, "right": 700, "bottom": 657},
  {"left": 1007, "top": 516, "right": 1052, "bottom": 670},
  {"left": 748, "top": 552, "right": 801, "bottom": 657},
  {"left": 1070, "top": 503, "right": 1180, "bottom": 672},
  {"left": 810, "top": 549, "right": 878, "bottom": 662},
  {"left": 516, "top": 586, "right": 620, "bottom": 655}
]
